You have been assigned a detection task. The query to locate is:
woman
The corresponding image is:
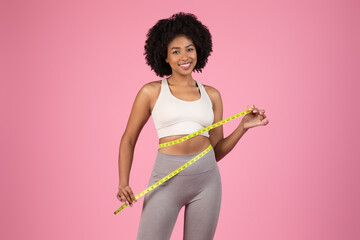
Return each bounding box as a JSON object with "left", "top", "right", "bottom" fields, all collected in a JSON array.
[{"left": 117, "top": 12, "right": 269, "bottom": 240}]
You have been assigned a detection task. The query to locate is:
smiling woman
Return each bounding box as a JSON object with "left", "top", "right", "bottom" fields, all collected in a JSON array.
[
  {"left": 117, "top": 11, "right": 269, "bottom": 240},
  {"left": 165, "top": 35, "right": 198, "bottom": 77},
  {"left": 143, "top": 12, "right": 213, "bottom": 77}
]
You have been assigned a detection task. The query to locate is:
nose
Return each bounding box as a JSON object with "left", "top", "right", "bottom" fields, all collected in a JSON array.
[{"left": 180, "top": 51, "right": 190, "bottom": 60}]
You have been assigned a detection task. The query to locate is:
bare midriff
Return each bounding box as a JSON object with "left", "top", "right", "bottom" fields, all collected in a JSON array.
[{"left": 158, "top": 135, "right": 211, "bottom": 155}]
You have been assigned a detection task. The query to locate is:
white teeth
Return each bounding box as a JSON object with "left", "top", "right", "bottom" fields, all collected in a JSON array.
[{"left": 180, "top": 63, "right": 190, "bottom": 67}]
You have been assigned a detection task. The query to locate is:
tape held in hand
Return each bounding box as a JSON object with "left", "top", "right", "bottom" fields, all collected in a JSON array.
[{"left": 114, "top": 105, "right": 254, "bottom": 215}]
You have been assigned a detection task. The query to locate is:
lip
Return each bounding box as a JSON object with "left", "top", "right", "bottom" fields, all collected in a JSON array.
[{"left": 179, "top": 62, "right": 191, "bottom": 69}]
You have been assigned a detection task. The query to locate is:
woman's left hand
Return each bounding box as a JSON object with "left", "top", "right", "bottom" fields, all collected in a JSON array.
[{"left": 240, "top": 105, "right": 269, "bottom": 130}]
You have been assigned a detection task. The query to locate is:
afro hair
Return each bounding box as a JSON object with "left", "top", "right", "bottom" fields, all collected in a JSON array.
[{"left": 144, "top": 12, "right": 213, "bottom": 77}]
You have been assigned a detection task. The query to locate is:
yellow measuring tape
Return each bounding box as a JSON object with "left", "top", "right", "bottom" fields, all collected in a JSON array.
[{"left": 114, "top": 105, "right": 254, "bottom": 215}]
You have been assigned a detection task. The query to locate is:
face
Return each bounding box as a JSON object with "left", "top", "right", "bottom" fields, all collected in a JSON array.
[{"left": 165, "top": 34, "right": 197, "bottom": 76}]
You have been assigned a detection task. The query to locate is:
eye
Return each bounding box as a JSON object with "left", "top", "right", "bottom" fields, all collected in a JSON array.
[
  {"left": 187, "top": 48, "right": 194, "bottom": 52},
  {"left": 172, "top": 51, "right": 179, "bottom": 54}
]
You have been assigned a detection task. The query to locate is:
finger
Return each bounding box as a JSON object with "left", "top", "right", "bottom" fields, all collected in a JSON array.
[
  {"left": 125, "top": 186, "right": 136, "bottom": 203},
  {"left": 120, "top": 189, "right": 130, "bottom": 204},
  {"left": 117, "top": 193, "right": 125, "bottom": 203},
  {"left": 122, "top": 190, "right": 133, "bottom": 206},
  {"left": 116, "top": 191, "right": 122, "bottom": 200},
  {"left": 125, "top": 187, "right": 136, "bottom": 203},
  {"left": 259, "top": 113, "right": 266, "bottom": 120},
  {"left": 119, "top": 193, "right": 126, "bottom": 202},
  {"left": 125, "top": 192, "right": 132, "bottom": 206},
  {"left": 262, "top": 119, "right": 269, "bottom": 125},
  {"left": 128, "top": 189, "right": 137, "bottom": 203},
  {"left": 247, "top": 105, "right": 255, "bottom": 110},
  {"left": 247, "top": 106, "right": 255, "bottom": 112},
  {"left": 116, "top": 193, "right": 121, "bottom": 201}
]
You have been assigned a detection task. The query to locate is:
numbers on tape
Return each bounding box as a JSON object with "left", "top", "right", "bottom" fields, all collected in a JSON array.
[
  {"left": 114, "top": 105, "right": 254, "bottom": 215},
  {"left": 114, "top": 144, "right": 212, "bottom": 214},
  {"left": 158, "top": 106, "right": 254, "bottom": 148}
]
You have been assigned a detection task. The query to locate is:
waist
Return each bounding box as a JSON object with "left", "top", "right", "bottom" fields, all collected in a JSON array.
[
  {"left": 157, "top": 135, "right": 211, "bottom": 155},
  {"left": 153, "top": 145, "right": 217, "bottom": 175},
  {"left": 156, "top": 121, "right": 210, "bottom": 139}
]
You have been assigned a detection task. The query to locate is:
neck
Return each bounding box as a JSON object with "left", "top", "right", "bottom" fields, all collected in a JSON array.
[{"left": 167, "top": 74, "right": 196, "bottom": 87}]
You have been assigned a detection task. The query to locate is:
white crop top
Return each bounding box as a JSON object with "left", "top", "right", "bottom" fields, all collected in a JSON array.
[{"left": 151, "top": 78, "right": 214, "bottom": 139}]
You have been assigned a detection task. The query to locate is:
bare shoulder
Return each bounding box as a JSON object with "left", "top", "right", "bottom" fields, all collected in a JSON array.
[
  {"left": 139, "top": 79, "right": 162, "bottom": 114},
  {"left": 202, "top": 83, "right": 223, "bottom": 103},
  {"left": 138, "top": 79, "right": 162, "bottom": 98}
]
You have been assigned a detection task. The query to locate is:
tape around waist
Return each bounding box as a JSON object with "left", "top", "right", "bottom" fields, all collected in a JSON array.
[
  {"left": 154, "top": 147, "right": 217, "bottom": 175},
  {"left": 113, "top": 106, "right": 254, "bottom": 214}
]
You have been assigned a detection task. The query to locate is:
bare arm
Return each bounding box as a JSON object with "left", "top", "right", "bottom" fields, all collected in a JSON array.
[
  {"left": 207, "top": 86, "right": 248, "bottom": 162},
  {"left": 214, "top": 122, "right": 248, "bottom": 162},
  {"left": 118, "top": 83, "right": 152, "bottom": 187}
]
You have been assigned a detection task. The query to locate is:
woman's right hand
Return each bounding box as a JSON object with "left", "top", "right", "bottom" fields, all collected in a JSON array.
[{"left": 117, "top": 184, "right": 137, "bottom": 207}]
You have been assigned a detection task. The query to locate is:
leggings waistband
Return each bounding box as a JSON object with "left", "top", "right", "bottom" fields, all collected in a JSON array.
[{"left": 153, "top": 146, "right": 217, "bottom": 176}]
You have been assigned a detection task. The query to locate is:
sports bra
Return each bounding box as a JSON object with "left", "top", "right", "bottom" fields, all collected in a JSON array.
[{"left": 151, "top": 78, "right": 214, "bottom": 139}]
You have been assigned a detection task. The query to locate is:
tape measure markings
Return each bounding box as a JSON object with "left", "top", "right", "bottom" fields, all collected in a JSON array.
[
  {"left": 114, "top": 106, "right": 254, "bottom": 214},
  {"left": 158, "top": 107, "right": 253, "bottom": 148}
]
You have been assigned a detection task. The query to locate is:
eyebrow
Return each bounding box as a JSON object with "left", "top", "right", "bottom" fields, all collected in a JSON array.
[{"left": 170, "top": 44, "right": 194, "bottom": 50}]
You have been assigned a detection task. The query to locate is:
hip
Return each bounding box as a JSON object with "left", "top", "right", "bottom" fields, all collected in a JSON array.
[{"left": 153, "top": 144, "right": 218, "bottom": 176}]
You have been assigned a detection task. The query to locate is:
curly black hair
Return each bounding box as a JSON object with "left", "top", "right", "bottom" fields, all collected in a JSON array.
[{"left": 144, "top": 12, "right": 213, "bottom": 77}]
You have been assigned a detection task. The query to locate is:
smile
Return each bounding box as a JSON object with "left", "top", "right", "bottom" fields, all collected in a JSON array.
[{"left": 179, "top": 62, "right": 191, "bottom": 69}]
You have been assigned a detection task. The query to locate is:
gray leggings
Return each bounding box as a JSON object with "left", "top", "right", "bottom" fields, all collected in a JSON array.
[{"left": 137, "top": 146, "right": 222, "bottom": 240}]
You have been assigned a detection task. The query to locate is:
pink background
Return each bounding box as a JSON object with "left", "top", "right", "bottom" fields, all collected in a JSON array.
[{"left": 1, "top": 0, "right": 359, "bottom": 239}]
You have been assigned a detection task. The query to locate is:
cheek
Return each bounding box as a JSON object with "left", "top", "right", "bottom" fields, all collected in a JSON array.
[
  {"left": 191, "top": 51, "right": 197, "bottom": 60},
  {"left": 168, "top": 55, "right": 177, "bottom": 63},
  {"left": 169, "top": 59, "right": 178, "bottom": 66}
]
